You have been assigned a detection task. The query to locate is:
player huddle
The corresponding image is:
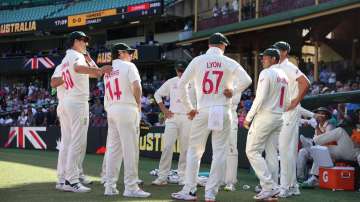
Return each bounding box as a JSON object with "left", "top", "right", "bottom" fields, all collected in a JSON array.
[{"left": 51, "top": 31, "right": 312, "bottom": 201}]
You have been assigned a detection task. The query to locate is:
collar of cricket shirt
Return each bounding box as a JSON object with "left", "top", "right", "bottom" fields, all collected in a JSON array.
[{"left": 206, "top": 47, "right": 224, "bottom": 55}]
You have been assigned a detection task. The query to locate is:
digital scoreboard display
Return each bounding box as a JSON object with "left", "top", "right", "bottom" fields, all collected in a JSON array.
[{"left": 0, "top": 1, "right": 163, "bottom": 35}]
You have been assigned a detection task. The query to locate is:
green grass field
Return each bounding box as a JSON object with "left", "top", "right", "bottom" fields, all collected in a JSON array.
[{"left": 0, "top": 148, "right": 359, "bottom": 202}]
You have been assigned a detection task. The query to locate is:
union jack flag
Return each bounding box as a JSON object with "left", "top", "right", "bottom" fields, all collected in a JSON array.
[
  {"left": 4, "top": 127, "right": 47, "bottom": 149},
  {"left": 25, "top": 57, "right": 55, "bottom": 70}
]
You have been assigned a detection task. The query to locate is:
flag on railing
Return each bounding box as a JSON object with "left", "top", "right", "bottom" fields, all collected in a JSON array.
[
  {"left": 24, "top": 57, "right": 55, "bottom": 70},
  {"left": 4, "top": 127, "right": 47, "bottom": 149}
]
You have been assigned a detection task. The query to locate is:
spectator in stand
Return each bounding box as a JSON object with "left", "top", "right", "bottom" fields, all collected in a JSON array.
[
  {"left": 305, "top": 58, "right": 314, "bottom": 74},
  {"left": 46, "top": 105, "right": 57, "bottom": 126},
  {"left": 232, "top": 0, "right": 239, "bottom": 11},
  {"left": 319, "top": 67, "right": 331, "bottom": 84},
  {"left": 143, "top": 99, "right": 160, "bottom": 125},
  {"left": 4, "top": 115, "right": 14, "bottom": 126},
  {"left": 34, "top": 107, "right": 46, "bottom": 126},
  {"left": 221, "top": 2, "right": 230, "bottom": 15},
  {"left": 212, "top": 2, "right": 221, "bottom": 17},
  {"left": 183, "top": 20, "right": 193, "bottom": 31},
  {"left": 17, "top": 111, "right": 28, "bottom": 126},
  {"left": 90, "top": 98, "right": 105, "bottom": 127},
  {"left": 0, "top": 116, "right": 5, "bottom": 125},
  {"left": 152, "top": 75, "right": 162, "bottom": 90}
]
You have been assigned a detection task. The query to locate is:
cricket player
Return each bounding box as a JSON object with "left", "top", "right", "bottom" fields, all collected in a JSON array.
[
  {"left": 52, "top": 43, "right": 100, "bottom": 191},
  {"left": 152, "top": 61, "right": 196, "bottom": 186},
  {"left": 51, "top": 63, "right": 68, "bottom": 190},
  {"left": 244, "top": 48, "right": 290, "bottom": 200},
  {"left": 171, "top": 32, "right": 252, "bottom": 202},
  {"left": 103, "top": 43, "right": 150, "bottom": 198},
  {"left": 223, "top": 80, "right": 242, "bottom": 192},
  {"left": 59, "top": 31, "right": 112, "bottom": 193},
  {"left": 272, "top": 41, "right": 310, "bottom": 197}
]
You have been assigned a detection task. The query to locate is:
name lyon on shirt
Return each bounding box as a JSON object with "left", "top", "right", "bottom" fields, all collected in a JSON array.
[{"left": 207, "top": 61, "right": 222, "bottom": 68}]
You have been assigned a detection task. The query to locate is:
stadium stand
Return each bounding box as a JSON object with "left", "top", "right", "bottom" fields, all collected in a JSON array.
[{"left": 0, "top": 4, "right": 64, "bottom": 23}]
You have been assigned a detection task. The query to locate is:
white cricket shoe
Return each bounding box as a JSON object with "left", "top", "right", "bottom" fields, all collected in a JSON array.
[
  {"left": 276, "top": 188, "right": 292, "bottom": 198},
  {"left": 123, "top": 189, "right": 151, "bottom": 198},
  {"left": 168, "top": 174, "right": 180, "bottom": 184},
  {"left": 205, "top": 190, "right": 216, "bottom": 202},
  {"left": 55, "top": 182, "right": 65, "bottom": 191},
  {"left": 224, "top": 183, "right": 236, "bottom": 192},
  {"left": 254, "top": 184, "right": 262, "bottom": 193},
  {"left": 79, "top": 176, "right": 93, "bottom": 185},
  {"left": 254, "top": 188, "right": 280, "bottom": 200},
  {"left": 171, "top": 190, "right": 197, "bottom": 201},
  {"left": 136, "top": 179, "right": 144, "bottom": 185},
  {"left": 152, "top": 178, "right": 168, "bottom": 186},
  {"left": 63, "top": 182, "right": 91, "bottom": 193},
  {"left": 104, "top": 186, "right": 119, "bottom": 196},
  {"left": 289, "top": 186, "right": 301, "bottom": 196},
  {"left": 178, "top": 180, "right": 185, "bottom": 186}
]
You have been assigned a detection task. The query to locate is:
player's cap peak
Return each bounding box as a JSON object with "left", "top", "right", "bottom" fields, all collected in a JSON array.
[
  {"left": 112, "top": 43, "right": 135, "bottom": 53},
  {"left": 209, "top": 32, "right": 230, "bottom": 46},
  {"left": 272, "top": 41, "right": 291, "bottom": 52},
  {"left": 68, "top": 31, "right": 89, "bottom": 42},
  {"left": 260, "top": 48, "right": 280, "bottom": 59}
]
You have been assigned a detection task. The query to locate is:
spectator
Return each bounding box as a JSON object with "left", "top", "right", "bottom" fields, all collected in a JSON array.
[
  {"left": 221, "top": 2, "right": 230, "bottom": 15},
  {"left": 144, "top": 99, "right": 160, "bottom": 125},
  {"left": 46, "top": 106, "right": 57, "bottom": 126},
  {"left": 4, "top": 115, "right": 14, "bottom": 126},
  {"left": 300, "top": 109, "right": 360, "bottom": 188},
  {"left": 232, "top": 0, "right": 239, "bottom": 11},
  {"left": 34, "top": 107, "right": 46, "bottom": 126},
  {"left": 0, "top": 116, "right": 5, "bottom": 125},
  {"left": 297, "top": 107, "right": 335, "bottom": 183},
  {"left": 17, "top": 111, "right": 28, "bottom": 126},
  {"left": 212, "top": 2, "right": 220, "bottom": 17}
]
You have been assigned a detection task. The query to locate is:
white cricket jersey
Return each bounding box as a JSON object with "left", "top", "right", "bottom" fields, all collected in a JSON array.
[
  {"left": 103, "top": 59, "right": 141, "bottom": 110},
  {"left": 51, "top": 64, "right": 65, "bottom": 101},
  {"left": 246, "top": 64, "right": 290, "bottom": 122},
  {"left": 277, "top": 58, "right": 307, "bottom": 103},
  {"left": 178, "top": 47, "right": 252, "bottom": 111},
  {"left": 61, "top": 49, "right": 90, "bottom": 102},
  {"left": 231, "top": 79, "right": 242, "bottom": 111},
  {"left": 154, "top": 76, "right": 196, "bottom": 113}
]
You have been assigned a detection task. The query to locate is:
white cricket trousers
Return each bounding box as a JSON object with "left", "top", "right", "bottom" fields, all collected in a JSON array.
[
  {"left": 62, "top": 99, "right": 89, "bottom": 184},
  {"left": 56, "top": 102, "right": 71, "bottom": 183},
  {"left": 279, "top": 107, "right": 300, "bottom": 190},
  {"left": 182, "top": 106, "right": 231, "bottom": 196},
  {"left": 246, "top": 112, "right": 282, "bottom": 191},
  {"left": 224, "top": 110, "right": 239, "bottom": 185},
  {"left": 309, "top": 127, "right": 360, "bottom": 176},
  {"left": 105, "top": 104, "right": 140, "bottom": 192},
  {"left": 158, "top": 113, "right": 191, "bottom": 182}
]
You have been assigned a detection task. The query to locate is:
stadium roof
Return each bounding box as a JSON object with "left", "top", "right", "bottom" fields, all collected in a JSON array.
[{"left": 177, "top": 0, "right": 360, "bottom": 45}]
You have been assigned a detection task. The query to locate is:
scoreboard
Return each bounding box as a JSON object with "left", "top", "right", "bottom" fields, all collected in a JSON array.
[{"left": 0, "top": 1, "right": 162, "bottom": 35}]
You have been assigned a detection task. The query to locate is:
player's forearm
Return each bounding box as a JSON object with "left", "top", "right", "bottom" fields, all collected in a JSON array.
[
  {"left": 158, "top": 102, "right": 168, "bottom": 114},
  {"left": 300, "top": 106, "right": 314, "bottom": 118},
  {"left": 295, "top": 76, "right": 310, "bottom": 103},
  {"left": 50, "top": 77, "right": 64, "bottom": 88},
  {"left": 179, "top": 81, "right": 194, "bottom": 112},
  {"left": 74, "top": 65, "right": 101, "bottom": 75},
  {"left": 132, "top": 81, "right": 142, "bottom": 109}
]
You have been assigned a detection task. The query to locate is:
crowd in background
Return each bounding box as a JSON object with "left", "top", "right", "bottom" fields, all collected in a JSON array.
[{"left": 0, "top": 59, "right": 359, "bottom": 128}]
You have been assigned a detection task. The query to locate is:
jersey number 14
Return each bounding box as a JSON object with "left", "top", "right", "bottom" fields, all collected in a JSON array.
[{"left": 105, "top": 78, "right": 122, "bottom": 100}]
